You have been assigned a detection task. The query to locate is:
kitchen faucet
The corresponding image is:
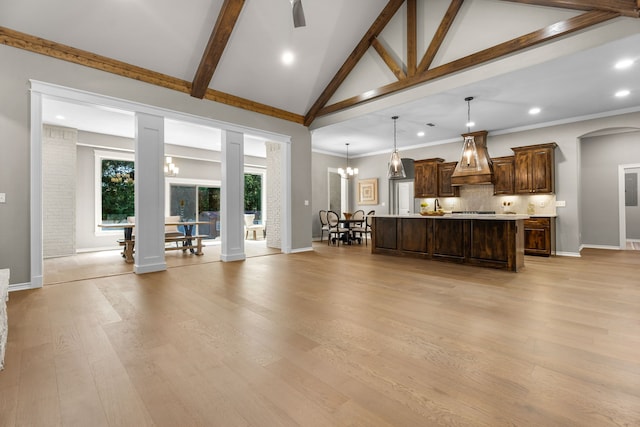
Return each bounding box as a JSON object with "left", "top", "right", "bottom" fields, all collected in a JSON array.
[{"left": 434, "top": 198, "right": 440, "bottom": 211}]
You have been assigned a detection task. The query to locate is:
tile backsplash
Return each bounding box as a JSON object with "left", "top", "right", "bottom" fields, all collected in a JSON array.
[{"left": 417, "top": 184, "right": 556, "bottom": 215}]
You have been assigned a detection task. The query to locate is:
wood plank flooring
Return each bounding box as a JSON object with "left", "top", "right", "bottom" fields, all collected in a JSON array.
[{"left": 2, "top": 244, "right": 640, "bottom": 426}]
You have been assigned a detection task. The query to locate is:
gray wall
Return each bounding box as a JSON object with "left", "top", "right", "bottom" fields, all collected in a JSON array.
[
  {"left": 0, "top": 44, "right": 311, "bottom": 285},
  {"left": 581, "top": 131, "right": 640, "bottom": 246}
]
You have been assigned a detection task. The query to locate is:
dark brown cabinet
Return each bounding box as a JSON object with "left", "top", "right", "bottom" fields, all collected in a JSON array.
[
  {"left": 492, "top": 156, "right": 515, "bottom": 195},
  {"left": 512, "top": 143, "right": 557, "bottom": 194},
  {"left": 523, "top": 217, "right": 555, "bottom": 256},
  {"left": 414, "top": 158, "right": 443, "bottom": 198},
  {"left": 372, "top": 216, "right": 525, "bottom": 272},
  {"left": 437, "top": 162, "right": 460, "bottom": 197}
]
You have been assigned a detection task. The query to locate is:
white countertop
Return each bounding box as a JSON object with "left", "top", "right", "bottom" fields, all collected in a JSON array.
[{"left": 374, "top": 213, "right": 530, "bottom": 220}]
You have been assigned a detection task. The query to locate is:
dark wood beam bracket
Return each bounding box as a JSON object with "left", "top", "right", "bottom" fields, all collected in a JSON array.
[
  {"left": 0, "top": 25, "right": 304, "bottom": 125},
  {"left": 417, "top": 0, "right": 464, "bottom": 73},
  {"left": 500, "top": 0, "right": 639, "bottom": 17},
  {"left": 303, "top": 0, "right": 405, "bottom": 126},
  {"left": 407, "top": 0, "right": 417, "bottom": 76},
  {"left": 371, "top": 38, "right": 407, "bottom": 80},
  {"left": 191, "top": 0, "right": 246, "bottom": 99},
  {"left": 317, "top": 10, "right": 620, "bottom": 118}
]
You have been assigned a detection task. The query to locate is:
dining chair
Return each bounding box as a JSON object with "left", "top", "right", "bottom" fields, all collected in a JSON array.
[
  {"left": 349, "top": 210, "right": 365, "bottom": 244},
  {"left": 319, "top": 210, "right": 329, "bottom": 242},
  {"left": 326, "top": 210, "right": 348, "bottom": 246},
  {"left": 353, "top": 210, "right": 375, "bottom": 246},
  {"left": 244, "top": 214, "right": 265, "bottom": 240}
]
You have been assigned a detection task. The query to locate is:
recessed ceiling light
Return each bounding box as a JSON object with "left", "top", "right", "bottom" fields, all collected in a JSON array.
[
  {"left": 466, "top": 121, "right": 475, "bottom": 128},
  {"left": 529, "top": 107, "right": 541, "bottom": 115},
  {"left": 615, "top": 89, "right": 630, "bottom": 98},
  {"left": 417, "top": 131, "right": 425, "bottom": 137},
  {"left": 363, "top": 90, "right": 375, "bottom": 98},
  {"left": 614, "top": 59, "right": 634, "bottom": 70},
  {"left": 281, "top": 51, "right": 294, "bottom": 65},
  {"left": 55, "top": 115, "right": 65, "bottom": 120}
]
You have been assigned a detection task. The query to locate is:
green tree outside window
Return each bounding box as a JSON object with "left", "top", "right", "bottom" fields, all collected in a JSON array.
[{"left": 102, "top": 160, "right": 135, "bottom": 222}]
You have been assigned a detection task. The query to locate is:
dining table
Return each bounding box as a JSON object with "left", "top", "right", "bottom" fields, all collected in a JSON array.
[
  {"left": 338, "top": 218, "right": 364, "bottom": 245},
  {"left": 99, "top": 221, "right": 208, "bottom": 262}
]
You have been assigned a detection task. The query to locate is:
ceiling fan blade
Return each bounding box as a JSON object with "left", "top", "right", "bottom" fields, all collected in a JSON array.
[{"left": 292, "top": 0, "right": 306, "bottom": 27}]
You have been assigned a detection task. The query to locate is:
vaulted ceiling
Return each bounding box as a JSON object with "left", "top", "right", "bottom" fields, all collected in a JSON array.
[{"left": 1, "top": 0, "right": 639, "bottom": 156}]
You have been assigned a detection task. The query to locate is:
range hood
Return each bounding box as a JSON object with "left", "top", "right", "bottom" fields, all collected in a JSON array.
[{"left": 451, "top": 130, "right": 493, "bottom": 186}]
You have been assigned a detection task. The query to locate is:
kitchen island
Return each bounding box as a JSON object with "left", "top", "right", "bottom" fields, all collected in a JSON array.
[{"left": 372, "top": 214, "right": 528, "bottom": 272}]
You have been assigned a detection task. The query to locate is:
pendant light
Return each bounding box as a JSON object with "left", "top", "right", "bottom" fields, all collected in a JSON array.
[
  {"left": 338, "top": 143, "right": 358, "bottom": 179},
  {"left": 388, "top": 116, "right": 406, "bottom": 178},
  {"left": 461, "top": 97, "right": 480, "bottom": 169}
]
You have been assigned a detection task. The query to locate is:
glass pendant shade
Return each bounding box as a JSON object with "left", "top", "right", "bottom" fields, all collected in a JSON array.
[
  {"left": 387, "top": 116, "right": 406, "bottom": 178},
  {"left": 461, "top": 135, "right": 480, "bottom": 170},
  {"left": 388, "top": 150, "right": 405, "bottom": 178}
]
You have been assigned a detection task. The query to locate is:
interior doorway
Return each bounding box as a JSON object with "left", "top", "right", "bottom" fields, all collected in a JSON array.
[{"left": 619, "top": 163, "right": 640, "bottom": 250}]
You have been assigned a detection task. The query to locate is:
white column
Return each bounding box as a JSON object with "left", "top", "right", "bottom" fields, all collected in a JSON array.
[
  {"left": 134, "top": 113, "right": 166, "bottom": 274},
  {"left": 29, "top": 89, "right": 44, "bottom": 288},
  {"left": 221, "top": 130, "right": 246, "bottom": 262}
]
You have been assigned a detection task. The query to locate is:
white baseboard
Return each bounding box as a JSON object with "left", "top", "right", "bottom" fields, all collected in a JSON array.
[
  {"left": 291, "top": 246, "right": 313, "bottom": 253},
  {"left": 627, "top": 239, "right": 640, "bottom": 243},
  {"left": 581, "top": 244, "right": 622, "bottom": 251},
  {"left": 555, "top": 251, "right": 581, "bottom": 257},
  {"left": 221, "top": 253, "right": 246, "bottom": 262},
  {"left": 9, "top": 282, "right": 38, "bottom": 292}
]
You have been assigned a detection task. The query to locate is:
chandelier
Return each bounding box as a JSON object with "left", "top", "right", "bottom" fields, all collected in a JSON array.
[
  {"left": 164, "top": 156, "right": 179, "bottom": 177},
  {"left": 338, "top": 143, "right": 358, "bottom": 179}
]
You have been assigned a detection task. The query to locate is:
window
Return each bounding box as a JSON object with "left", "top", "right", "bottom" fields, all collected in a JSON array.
[
  {"left": 101, "top": 159, "right": 135, "bottom": 222},
  {"left": 244, "top": 173, "right": 262, "bottom": 222},
  {"left": 95, "top": 150, "right": 135, "bottom": 231}
]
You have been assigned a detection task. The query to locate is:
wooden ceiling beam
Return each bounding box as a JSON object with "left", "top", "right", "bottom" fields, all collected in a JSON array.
[
  {"left": 0, "top": 25, "right": 304, "bottom": 124},
  {"left": 303, "top": 0, "right": 405, "bottom": 126},
  {"left": 317, "top": 10, "right": 619, "bottom": 118},
  {"left": 371, "top": 38, "right": 406, "bottom": 80},
  {"left": 500, "top": 0, "right": 639, "bottom": 17},
  {"left": 191, "top": 0, "right": 245, "bottom": 99},
  {"left": 407, "top": 0, "right": 417, "bottom": 77},
  {"left": 417, "top": 0, "right": 464, "bottom": 73}
]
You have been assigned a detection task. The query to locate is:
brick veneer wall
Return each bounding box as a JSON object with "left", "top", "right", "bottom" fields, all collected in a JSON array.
[
  {"left": 42, "top": 125, "right": 78, "bottom": 258},
  {"left": 266, "top": 142, "right": 281, "bottom": 249}
]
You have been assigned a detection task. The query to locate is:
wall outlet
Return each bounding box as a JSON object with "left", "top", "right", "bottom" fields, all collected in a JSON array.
[
  {"left": 304, "top": 200, "right": 309, "bottom": 206},
  {"left": 539, "top": 200, "right": 546, "bottom": 207},
  {"left": 556, "top": 200, "right": 566, "bottom": 207},
  {"left": 0, "top": 193, "right": 5, "bottom": 203}
]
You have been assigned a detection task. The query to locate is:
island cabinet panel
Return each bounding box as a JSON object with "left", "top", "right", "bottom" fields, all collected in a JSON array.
[
  {"left": 373, "top": 217, "right": 398, "bottom": 250},
  {"left": 399, "top": 218, "right": 430, "bottom": 256},
  {"left": 373, "top": 216, "right": 526, "bottom": 272},
  {"left": 468, "top": 220, "right": 510, "bottom": 270},
  {"left": 432, "top": 219, "right": 466, "bottom": 261}
]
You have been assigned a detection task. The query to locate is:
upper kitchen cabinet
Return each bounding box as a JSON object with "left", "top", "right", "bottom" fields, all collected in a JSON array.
[
  {"left": 512, "top": 143, "right": 557, "bottom": 194},
  {"left": 492, "top": 156, "right": 515, "bottom": 195},
  {"left": 437, "top": 161, "right": 460, "bottom": 197},
  {"left": 414, "top": 158, "right": 443, "bottom": 198}
]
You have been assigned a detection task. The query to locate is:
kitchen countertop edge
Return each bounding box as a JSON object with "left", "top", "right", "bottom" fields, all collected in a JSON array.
[{"left": 373, "top": 214, "right": 530, "bottom": 220}]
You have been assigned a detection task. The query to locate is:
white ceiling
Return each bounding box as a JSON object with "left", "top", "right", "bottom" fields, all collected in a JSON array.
[{"left": 4, "top": 1, "right": 640, "bottom": 158}]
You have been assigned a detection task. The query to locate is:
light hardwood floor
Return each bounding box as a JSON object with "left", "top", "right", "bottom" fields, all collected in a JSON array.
[{"left": 2, "top": 244, "right": 639, "bottom": 426}]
